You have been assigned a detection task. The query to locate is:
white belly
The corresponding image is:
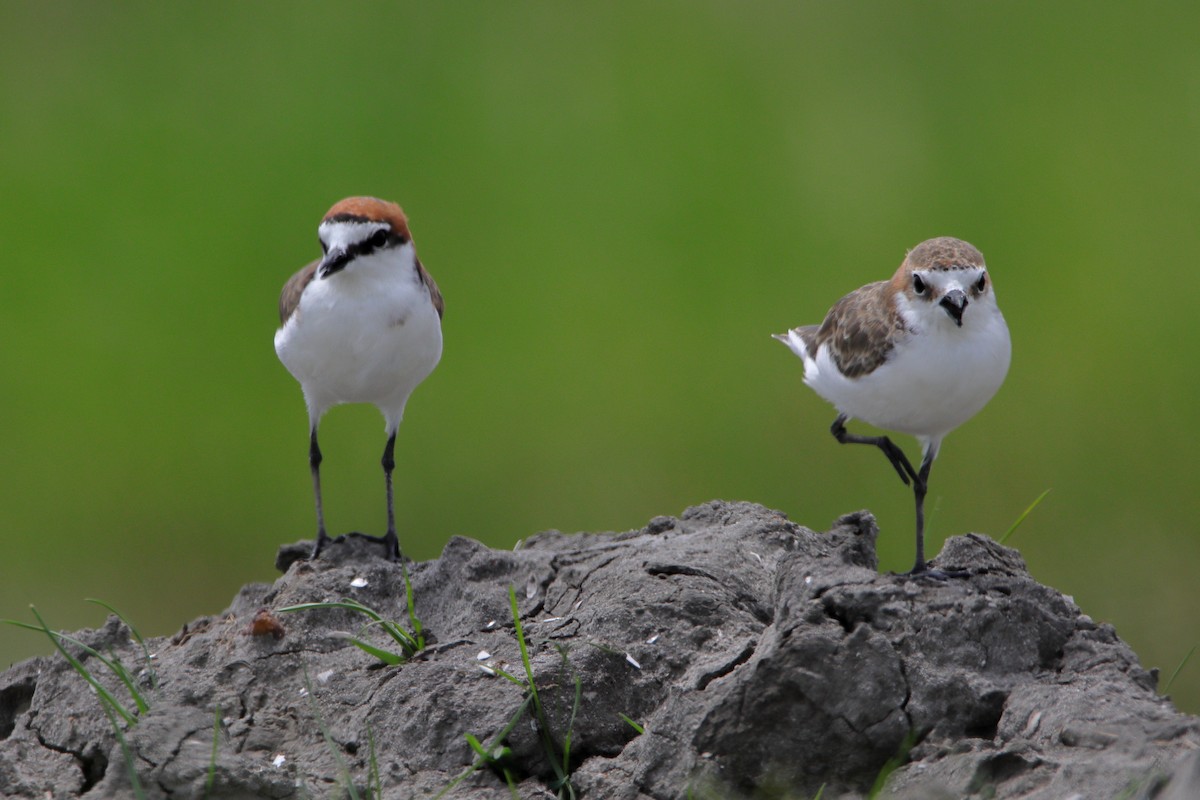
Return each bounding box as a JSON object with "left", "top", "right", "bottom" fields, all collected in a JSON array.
[
  {"left": 805, "top": 311, "right": 1010, "bottom": 440},
  {"left": 275, "top": 267, "right": 442, "bottom": 427}
]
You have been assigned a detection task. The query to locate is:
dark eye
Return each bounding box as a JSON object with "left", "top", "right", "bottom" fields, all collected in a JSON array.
[
  {"left": 370, "top": 229, "right": 390, "bottom": 248},
  {"left": 319, "top": 238, "right": 328, "bottom": 255},
  {"left": 912, "top": 274, "right": 927, "bottom": 295},
  {"left": 975, "top": 273, "right": 987, "bottom": 292}
]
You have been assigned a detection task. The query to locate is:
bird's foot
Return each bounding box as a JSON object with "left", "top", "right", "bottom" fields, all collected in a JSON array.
[
  {"left": 308, "top": 531, "right": 331, "bottom": 561},
  {"left": 342, "top": 531, "right": 404, "bottom": 562}
]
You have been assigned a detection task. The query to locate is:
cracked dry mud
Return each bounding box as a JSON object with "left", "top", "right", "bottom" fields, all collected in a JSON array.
[{"left": 1, "top": 500, "right": 1198, "bottom": 798}]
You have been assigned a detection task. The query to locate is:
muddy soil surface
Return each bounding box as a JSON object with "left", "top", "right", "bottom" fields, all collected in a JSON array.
[{"left": 2, "top": 501, "right": 1197, "bottom": 798}]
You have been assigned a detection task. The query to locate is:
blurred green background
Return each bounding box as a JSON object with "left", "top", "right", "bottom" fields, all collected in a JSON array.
[{"left": 2, "top": 3, "right": 1198, "bottom": 713}]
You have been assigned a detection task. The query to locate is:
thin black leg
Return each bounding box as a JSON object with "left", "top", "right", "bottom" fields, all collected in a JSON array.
[
  {"left": 340, "top": 431, "right": 404, "bottom": 562},
  {"left": 308, "top": 427, "right": 330, "bottom": 559},
  {"left": 830, "top": 414, "right": 920, "bottom": 487},
  {"left": 908, "top": 451, "right": 934, "bottom": 574},
  {"left": 380, "top": 431, "right": 401, "bottom": 562},
  {"left": 903, "top": 449, "right": 968, "bottom": 579}
]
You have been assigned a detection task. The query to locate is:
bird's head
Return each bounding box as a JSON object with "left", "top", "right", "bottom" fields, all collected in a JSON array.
[
  {"left": 316, "top": 197, "right": 414, "bottom": 280},
  {"left": 894, "top": 236, "right": 995, "bottom": 329}
]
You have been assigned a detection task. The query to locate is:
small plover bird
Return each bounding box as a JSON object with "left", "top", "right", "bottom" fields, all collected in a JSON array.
[
  {"left": 774, "top": 237, "right": 1011, "bottom": 575},
  {"left": 275, "top": 197, "right": 444, "bottom": 561}
]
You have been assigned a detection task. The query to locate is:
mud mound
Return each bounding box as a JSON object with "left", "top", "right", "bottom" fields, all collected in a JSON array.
[{"left": 2, "top": 501, "right": 1197, "bottom": 798}]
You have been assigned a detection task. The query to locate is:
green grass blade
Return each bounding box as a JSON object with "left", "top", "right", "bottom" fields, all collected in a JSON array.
[
  {"left": 3, "top": 617, "right": 149, "bottom": 715},
  {"left": 346, "top": 636, "right": 405, "bottom": 666},
  {"left": 1, "top": 619, "right": 54, "bottom": 633},
  {"left": 279, "top": 600, "right": 384, "bottom": 620},
  {"left": 1163, "top": 644, "right": 1197, "bottom": 695},
  {"left": 509, "top": 586, "right": 541, "bottom": 712},
  {"left": 561, "top": 729, "right": 573, "bottom": 781},
  {"left": 27, "top": 607, "right": 137, "bottom": 726},
  {"left": 87, "top": 598, "right": 158, "bottom": 692},
  {"left": 281, "top": 599, "right": 420, "bottom": 658},
  {"left": 559, "top": 649, "right": 582, "bottom": 779},
  {"left": 618, "top": 713, "right": 644, "bottom": 734},
  {"left": 433, "top": 770, "right": 472, "bottom": 800},
  {"left": 487, "top": 664, "right": 530, "bottom": 689},
  {"left": 101, "top": 698, "right": 146, "bottom": 798},
  {"left": 206, "top": 704, "right": 221, "bottom": 797},
  {"left": 350, "top": 618, "right": 416, "bottom": 661},
  {"left": 435, "top": 697, "right": 532, "bottom": 799},
  {"left": 86, "top": 598, "right": 150, "bottom": 654},
  {"left": 868, "top": 730, "right": 917, "bottom": 798},
  {"left": 509, "top": 588, "right": 574, "bottom": 797},
  {"left": 353, "top": 614, "right": 418, "bottom": 654},
  {"left": 104, "top": 658, "right": 150, "bottom": 716},
  {"left": 999, "top": 488, "right": 1051, "bottom": 544},
  {"left": 401, "top": 559, "right": 424, "bottom": 649},
  {"left": 492, "top": 696, "right": 532, "bottom": 745},
  {"left": 464, "top": 733, "right": 491, "bottom": 760},
  {"left": 366, "top": 723, "right": 380, "bottom": 800},
  {"left": 504, "top": 767, "right": 520, "bottom": 799},
  {"left": 377, "top": 619, "right": 420, "bottom": 654}
]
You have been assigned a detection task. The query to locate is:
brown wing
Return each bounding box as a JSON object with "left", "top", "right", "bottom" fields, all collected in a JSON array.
[
  {"left": 416, "top": 256, "right": 444, "bottom": 319},
  {"left": 278, "top": 259, "right": 319, "bottom": 325},
  {"left": 809, "top": 281, "right": 906, "bottom": 378}
]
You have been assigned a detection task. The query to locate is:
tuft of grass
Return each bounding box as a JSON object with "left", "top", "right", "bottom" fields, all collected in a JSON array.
[
  {"left": 278, "top": 598, "right": 424, "bottom": 664},
  {"left": 2, "top": 605, "right": 149, "bottom": 724},
  {"left": 508, "top": 584, "right": 578, "bottom": 799},
  {"left": 998, "top": 488, "right": 1052, "bottom": 545},
  {"left": 435, "top": 696, "right": 532, "bottom": 799},
  {"left": 2, "top": 603, "right": 155, "bottom": 797},
  {"left": 437, "top": 586, "right": 584, "bottom": 799}
]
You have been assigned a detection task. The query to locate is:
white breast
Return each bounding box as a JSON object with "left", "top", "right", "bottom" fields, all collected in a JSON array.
[
  {"left": 804, "top": 301, "right": 1010, "bottom": 440},
  {"left": 274, "top": 250, "right": 442, "bottom": 429}
]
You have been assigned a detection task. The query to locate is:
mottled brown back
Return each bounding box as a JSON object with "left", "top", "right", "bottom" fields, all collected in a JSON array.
[{"left": 800, "top": 280, "right": 907, "bottom": 378}]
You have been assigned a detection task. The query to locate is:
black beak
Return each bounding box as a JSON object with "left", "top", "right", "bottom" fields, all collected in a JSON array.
[
  {"left": 939, "top": 289, "right": 968, "bottom": 327},
  {"left": 318, "top": 247, "right": 350, "bottom": 279}
]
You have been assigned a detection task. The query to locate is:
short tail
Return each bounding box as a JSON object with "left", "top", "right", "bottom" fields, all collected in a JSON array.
[{"left": 772, "top": 327, "right": 813, "bottom": 360}]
